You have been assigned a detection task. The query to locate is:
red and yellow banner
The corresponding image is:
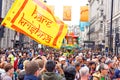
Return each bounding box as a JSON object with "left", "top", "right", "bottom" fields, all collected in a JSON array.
[
  {"left": 48, "top": 5, "right": 54, "bottom": 14},
  {"left": 63, "top": 6, "right": 71, "bottom": 21},
  {"left": 80, "top": 6, "right": 89, "bottom": 22},
  {"left": 1, "top": 0, "right": 68, "bottom": 49}
]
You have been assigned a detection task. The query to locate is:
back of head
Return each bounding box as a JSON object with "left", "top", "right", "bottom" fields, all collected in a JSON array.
[
  {"left": 74, "top": 62, "right": 80, "bottom": 68},
  {"left": 18, "top": 71, "right": 26, "bottom": 80},
  {"left": 99, "top": 63, "right": 108, "bottom": 71},
  {"left": 4, "top": 63, "right": 13, "bottom": 72},
  {"left": 64, "top": 66, "right": 76, "bottom": 80},
  {"left": 23, "top": 60, "right": 29, "bottom": 69},
  {"left": 80, "top": 66, "right": 89, "bottom": 77},
  {"left": 34, "top": 59, "right": 44, "bottom": 69},
  {"left": 45, "top": 60, "right": 56, "bottom": 72},
  {"left": 25, "top": 61, "right": 39, "bottom": 75}
]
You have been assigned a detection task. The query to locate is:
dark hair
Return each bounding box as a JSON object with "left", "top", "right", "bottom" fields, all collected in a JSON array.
[
  {"left": 74, "top": 62, "right": 80, "bottom": 68},
  {"left": 64, "top": 66, "right": 76, "bottom": 80},
  {"left": 45, "top": 60, "right": 56, "bottom": 72},
  {"left": 18, "top": 71, "right": 26, "bottom": 80},
  {"left": 4, "top": 63, "right": 13, "bottom": 72},
  {"left": 89, "top": 61, "right": 96, "bottom": 66}
]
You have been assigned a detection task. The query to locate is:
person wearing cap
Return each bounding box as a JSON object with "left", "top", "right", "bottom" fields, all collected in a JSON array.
[{"left": 59, "top": 56, "right": 67, "bottom": 70}]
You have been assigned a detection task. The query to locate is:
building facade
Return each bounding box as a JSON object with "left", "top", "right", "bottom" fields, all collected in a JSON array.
[
  {"left": 0, "top": 0, "right": 14, "bottom": 48},
  {"left": 0, "top": 0, "right": 32, "bottom": 49},
  {"left": 88, "top": 0, "right": 105, "bottom": 50},
  {"left": 88, "top": 0, "right": 120, "bottom": 52},
  {"left": 105, "top": 0, "right": 120, "bottom": 53}
]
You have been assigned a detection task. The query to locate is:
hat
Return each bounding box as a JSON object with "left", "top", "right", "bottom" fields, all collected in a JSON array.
[
  {"left": 78, "top": 53, "right": 83, "bottom": 57},
  {"left": 59, "top": 57, "right": 66, "bottom": 62}
]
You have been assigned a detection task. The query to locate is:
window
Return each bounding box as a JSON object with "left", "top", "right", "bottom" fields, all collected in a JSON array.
[
  {"left": 100, "top": 10, "right": 104, "bottom": 16},
  {"left": 100, "top": 21, "right": 103, "bottom": 28}
]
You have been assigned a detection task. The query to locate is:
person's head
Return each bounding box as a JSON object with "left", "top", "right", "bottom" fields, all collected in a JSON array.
[
  {"left": 18, "top": 71, "right": 26, "bottom": 80},
  {"left": 80, "top": 66, "right": 89, "bottom": 77},
  {"left": 59, "top": 56, "right": 66, "bottom": 64},
  {"left": 35, "top": 59, "right": 44, "bottom": 69},
  {"left": 77, "top": 56, "right": 83, "bottom": 63},
  {"left": 64, "top": 66, "right": 76, "bottom": 80},
  {"left": 25, "top": 61, "right": 39, "bottom": 76},
  {"left": 89, "top": 61, "right": 96, "bottom": 69},
  {"left": 105, "top": 60, "right": 114, "bottom": 68},
  {"left": 99, "top": 63, "right": 109, "bottom": 76},
  {"left": 117, "top": 56, "right": 120, "bottom": 61},
  {"left": 45, "top": 60, "right": 56, "bottom": 72},
  {"left": 22, "top": 51, "right": 27, "bottom": 58},
  {"left": 4, "top": 63, "right": 14, "bottom": 75},
  {"left": 74, "top": 62, "right": 81, "bottom": 71},
  {"left": 0, "top": 62, "right": 6, "bottom": 69},
  {"left": 100, "top": 57, "right": 106, "bottom": 63},
  {"left": 7, "top": 51, "right": 12, "bottom": 55},
  {"left": 23, "top": 60, "right": 30, "bottom": 69}
]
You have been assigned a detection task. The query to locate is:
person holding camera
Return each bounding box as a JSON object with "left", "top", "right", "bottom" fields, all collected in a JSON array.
[{"left": 40, "top": 60, "right": 65, "bottom": 80}]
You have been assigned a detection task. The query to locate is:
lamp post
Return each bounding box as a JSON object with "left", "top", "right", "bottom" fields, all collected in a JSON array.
[{"left": 109, "top": 0, "right": 113, "bottom": 52}]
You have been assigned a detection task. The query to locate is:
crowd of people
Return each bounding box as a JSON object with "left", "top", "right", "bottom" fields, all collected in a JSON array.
[{"left": 0, "top": 47, "right": 120, "bottom": 80}]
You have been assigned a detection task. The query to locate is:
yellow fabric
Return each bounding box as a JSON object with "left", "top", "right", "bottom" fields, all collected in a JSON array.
[
  {"left": 48, "top": 5, "right": 54, "bottom": 14},
  {"left": 1, "top": 0, "right": 67, "bottom": 49},
  {"left": 8, "top": 54, "right": 14, "bottom": 65}
]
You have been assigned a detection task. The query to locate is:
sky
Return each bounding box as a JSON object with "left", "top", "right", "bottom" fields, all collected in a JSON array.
[{"left": 46, "top": 0, "right": 89, "bottom": 25}]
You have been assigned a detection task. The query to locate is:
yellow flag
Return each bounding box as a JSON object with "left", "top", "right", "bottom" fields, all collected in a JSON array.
[
  {"left": 48, "top": 5, "right": 55, "bottom": 14},
  {"left": 1, "top": 0, "right": 68, "bottom": 49},
  {"left": 80, "top": 6, "right": 89, "bottom": 22}
]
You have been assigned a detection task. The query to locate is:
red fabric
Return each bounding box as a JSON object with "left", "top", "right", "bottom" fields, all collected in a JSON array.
[{"left": 14, "top": 58, "right": 18, "bottom": 70}]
